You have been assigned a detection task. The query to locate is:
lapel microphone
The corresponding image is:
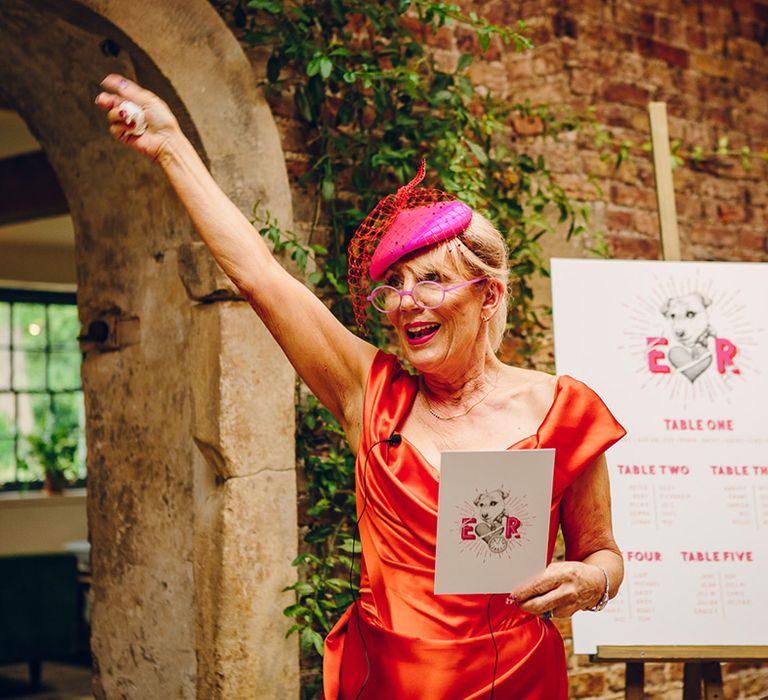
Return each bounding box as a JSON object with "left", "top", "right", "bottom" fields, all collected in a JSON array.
[{"left": 385, "top": 432, "right": 402, "bottom": 446}]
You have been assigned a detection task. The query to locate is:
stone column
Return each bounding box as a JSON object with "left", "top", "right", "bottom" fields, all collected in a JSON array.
[{"left": 182, "top": 244, "right": 298, "bottom": 699}]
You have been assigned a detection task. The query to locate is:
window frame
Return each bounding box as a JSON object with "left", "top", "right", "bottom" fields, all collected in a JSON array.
[{"left": 0, "top": 287, "right": 85, "bottom": 491}]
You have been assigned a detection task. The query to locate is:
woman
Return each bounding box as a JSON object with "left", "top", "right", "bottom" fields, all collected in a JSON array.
[{"left": 96, "top": 74, "right": 625, "bottom": 699}]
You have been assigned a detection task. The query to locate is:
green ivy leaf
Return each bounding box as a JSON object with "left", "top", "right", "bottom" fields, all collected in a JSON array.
[
  {"left": 247, "top": 0, "right": 282, "bottom": 13},
  {"left": 294, "top": 89, "right": 313, "bottom": 122},
  {"left": 267, "top": 54, "right": 282, "bottom": 83},
  {"left": 456, "top": 53, "right": 473, "bottom": 72},
  {"left": 466, "top": 140, "right": 489, "bottom": 165},
  {"left": 319, "top": 57, "right": 334, "bottom": 80},
  {"left": 300, "top": 628, "right": 325, "bottom": 656}
]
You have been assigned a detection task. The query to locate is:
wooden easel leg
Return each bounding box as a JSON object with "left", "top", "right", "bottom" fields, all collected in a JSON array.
[
  {"left": 28, "top": 659, "right": 42, "bottom": 689},
  {"left": 683, "top": 663, "right": 702, "bottom": 700},
  {"left": 625, "top": 662, "right": 644, "bottom": 700},
  {"left": 702, "top": 662, "right": 723, "bottom": 700}
]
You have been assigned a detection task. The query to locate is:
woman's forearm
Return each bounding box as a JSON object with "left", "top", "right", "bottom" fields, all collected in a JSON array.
[
  {"left": 157, "top": 131, "right": 276, "bottom": 295},
  {"left": 580, "top": 548, "right": 624, "bottom": 605}
]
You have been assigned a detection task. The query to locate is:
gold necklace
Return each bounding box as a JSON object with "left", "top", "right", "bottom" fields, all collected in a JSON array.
[{"left": 419, "top": 368, "right": 500, "bottom": 421}]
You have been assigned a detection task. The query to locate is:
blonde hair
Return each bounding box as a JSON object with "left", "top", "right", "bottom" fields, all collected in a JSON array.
[{"left": 402, "top": 212, "right": 509, "bottom": 351}]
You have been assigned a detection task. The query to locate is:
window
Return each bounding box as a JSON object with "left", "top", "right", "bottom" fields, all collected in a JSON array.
[{"left": 0, "top": 289, "right": 85, "bottom": 490}]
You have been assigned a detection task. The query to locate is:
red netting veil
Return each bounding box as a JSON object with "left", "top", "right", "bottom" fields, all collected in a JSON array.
[{"left": 347, "top": 160, "right": 470, "bottom": 332}]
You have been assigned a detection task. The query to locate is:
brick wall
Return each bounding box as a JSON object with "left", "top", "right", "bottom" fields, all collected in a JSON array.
[
  {"left": 458, "top": 0, "right": 768, "bottom": 268},
  {"left": 449, "top": 2, "right": 768, "bottom": 698},
  {"left": 241, "top": 1, "right": 768, "bottom": 697}
]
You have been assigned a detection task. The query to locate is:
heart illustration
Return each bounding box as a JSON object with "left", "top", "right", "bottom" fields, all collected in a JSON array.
[
  {"left": 474, "top": 522, "right": 496, "bottom": 538},
  {"left": 668, "top": 346, "right": 712, "bottom": 383}
]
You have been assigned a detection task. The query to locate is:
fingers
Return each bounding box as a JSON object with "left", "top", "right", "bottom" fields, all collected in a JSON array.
[
  {"left": 509, "top": 569, "right": 556, "bottom": 603},
  {"left": 509, "top": 562, "right": 587, "bottom": 618},
  {"left": 100, "top": 74, "right": 155, "bottom": 106},
  {"left": 109, "top": 123, "right": 137, "bottom": 144},
  {"left": 106, "top": 105, "right": 128, "bottom": 126},
  {"left": 94, "top": 92, "right": 121, "bottom": 113}
]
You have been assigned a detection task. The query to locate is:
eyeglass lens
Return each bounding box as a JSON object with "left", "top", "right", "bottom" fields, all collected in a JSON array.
[{"left": 370, "top": 280, "right": 445, "bottom": 312}]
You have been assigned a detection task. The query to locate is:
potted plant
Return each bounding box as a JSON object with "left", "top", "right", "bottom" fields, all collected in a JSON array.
[{"left": 18, "top": 423, "right": 80, "bottom": 495}]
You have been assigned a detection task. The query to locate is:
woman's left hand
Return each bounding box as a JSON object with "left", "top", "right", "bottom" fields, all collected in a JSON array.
[{"left": 508, "top": 561, "right": 605, "bottom": 618}]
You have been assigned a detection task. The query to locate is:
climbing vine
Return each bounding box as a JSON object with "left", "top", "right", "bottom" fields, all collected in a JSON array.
[
  {"left": 210, "top": 2, "right": 767, "bottom": 697},
  {"left": 214, "top": 4, "right": 768, "bottom": 699},
  {"left": 214, "top": 1, "right": 602, "bottom": 695}
]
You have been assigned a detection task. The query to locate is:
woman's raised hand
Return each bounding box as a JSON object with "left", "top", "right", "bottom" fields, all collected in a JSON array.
[{"left": 94, "top": 74, "right": 180, "bottom": 163}]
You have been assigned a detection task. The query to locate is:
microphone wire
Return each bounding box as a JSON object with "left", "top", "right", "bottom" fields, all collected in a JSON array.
[
  {"left": 348, "top": 433, "right": 401, "bottom": 700},
  {"left": 487, "top": 594, "right": 498, "bottom": 700}
]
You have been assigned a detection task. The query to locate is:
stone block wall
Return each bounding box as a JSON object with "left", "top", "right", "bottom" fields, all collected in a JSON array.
[{"left": 239, "top": 1, "right": 768, "bottom": 697}]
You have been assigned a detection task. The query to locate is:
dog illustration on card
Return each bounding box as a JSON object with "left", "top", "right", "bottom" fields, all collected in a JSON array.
[
  {"left": 647, "top": 290, "right": 739, "bottom": 383},
  {"left": 660, "top": 293, "right": 716, "bottom": 383},
  {"left": 461, "top": 489, "right": 521, "bottom": 554}
]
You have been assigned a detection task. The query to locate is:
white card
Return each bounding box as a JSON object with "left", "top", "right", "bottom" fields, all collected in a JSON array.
[{"left": 434, "top": 449, "right": 555, "bottom": 595}]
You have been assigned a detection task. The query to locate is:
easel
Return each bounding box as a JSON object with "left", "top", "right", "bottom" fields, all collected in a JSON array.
[
  {"left": 588, "top": 102, "right": 768, "bottom": 698},
  {"left": 592, "top": 645, "right": 768, "bottom": 699}
]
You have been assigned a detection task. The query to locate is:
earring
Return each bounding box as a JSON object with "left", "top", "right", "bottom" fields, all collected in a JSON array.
[{"left": 481, "top": 315, "right": 490, "bottom": 323}]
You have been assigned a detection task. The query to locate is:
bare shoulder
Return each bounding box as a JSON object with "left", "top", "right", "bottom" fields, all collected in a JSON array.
[
  {"left": 495, "top": 364, "right": 558, "bottom": 412},
  {"left": 499, "top": 364, "right": 557, "bottom": 392}
]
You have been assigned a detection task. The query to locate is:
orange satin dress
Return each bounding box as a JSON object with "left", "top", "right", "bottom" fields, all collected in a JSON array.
[{"left": 323, "top": 351, "right": 626, "bottom": 700}]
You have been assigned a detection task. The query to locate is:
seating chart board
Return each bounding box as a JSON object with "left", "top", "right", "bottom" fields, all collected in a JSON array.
[{"left": 551, "top": 259, "right": 768, "bottom": 654}]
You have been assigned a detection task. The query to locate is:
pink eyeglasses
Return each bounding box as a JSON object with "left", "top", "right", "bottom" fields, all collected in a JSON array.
[{"left": 366, "top": 277, "right": 485, "bottom": 313}]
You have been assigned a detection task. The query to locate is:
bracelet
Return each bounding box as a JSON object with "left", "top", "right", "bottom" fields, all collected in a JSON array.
[{"left": 586, "top": 565, "right": 610, "bottom": 612}]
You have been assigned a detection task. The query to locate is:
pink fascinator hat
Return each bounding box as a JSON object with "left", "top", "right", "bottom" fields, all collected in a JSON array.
[{"left": 348, "top": 161, "right": 472, "bottom": 331}]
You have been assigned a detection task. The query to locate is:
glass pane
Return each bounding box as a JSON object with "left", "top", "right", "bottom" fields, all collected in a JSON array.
[
  {"left": 17, "top": 392, "right": 50, "bottom": 436},
  {"left": 16, "top": 437, "right": 38, "bottom": 482},
  {"left": 13, "top": 349, "right": 46, "bottom": 391},
  {"left": 14, "top": 303, "right": 47, "bottom": 350},
  {"left": 0, "top": 302, "right": 10, "bottom": 347},
  {"left": 49, "top": 305, "right": 80, "bottom": 350},
  {"left": 0, "top": 393, "right": 14, "bottom": 438},
  {"left": 53, "top": 391, "right": 86, "bottom": 479},
  {"left": 0, "top": 438, "right": 16, "bottom": 485},
  {"left": 0, "top": 349, "right": 9, "bottom": 390},
  {"left": 49, "top": 352, "right": 82, "bottom": 391},
  {"left": 51, "top": 392, "right": 84, "bottom": 429}
]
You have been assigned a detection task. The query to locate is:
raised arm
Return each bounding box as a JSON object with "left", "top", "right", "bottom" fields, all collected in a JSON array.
[{"left": 95, "top": 75, "right": 376, "bottom": 446}]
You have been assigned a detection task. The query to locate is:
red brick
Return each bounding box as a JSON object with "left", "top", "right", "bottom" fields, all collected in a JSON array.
[
  {"left": 467, "top": 61, "right": 507, "bottom": 94},
  {"left": 533, "top": 45, "right": 565, "bottom": 76},
  {"left": 637, "top": 37, "right": 690, "bottom": 68},
  {"left": 285, "top": 158, "right": 309, "bottom": 179},
  {"left": 603, "top": 81, "right": 651, "bottom": 106},
  {"left": 595, "top": 103, "right": 640, "bottom": 130},
  {"left": 570, "top": 68, "right": 597, "bottom": 95},
  {"left": 553, "top": 616, "right": 572, "bottom": 637},
  {"left": 689, "top": 225, "right": 739, "bottom": 248},
  {"left": 690, "top": 51, "right": 737, "bottom": 79},
  {"left": 611, "top": 184, "right": 658, "bottom": 209},
  {"left": 505, "top": 55, "right": 534, "bottom": 81},
  {"left": 512, "top": 114, "right": 544, "bottom": 136},
  {"left": 555, "top": 173, "right": 602, "bottom": 200},
  {"left": 607, "top": 235, "right": 661, "bottom": 259},
  {"left": 686, "top": 26, "right": 708, "bottom": 50},
  {"left": 739, "top": 231, "right": 768, "bottom": 251},
  {"left": 717, "top": 203, "right": 749, "bottom": 224},
  {"left": 606, "top": 208, "right": 635, "bottom": 230},
  {"left": 705, "top": 107, "right": 732, "bottom": 128},
  {"left": 754, "top": 3, "right": 768, "bottom": 23},
  {"left": 569, "top": 669, "right": 606, "bottom": 698},
  {"left": 634, "top": 209, "right": 660, "bottom": 236}
]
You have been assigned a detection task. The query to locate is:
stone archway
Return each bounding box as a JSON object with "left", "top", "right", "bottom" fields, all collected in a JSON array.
[{"left": 0, "top": 1, "right": 298, "bottom": 697}]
